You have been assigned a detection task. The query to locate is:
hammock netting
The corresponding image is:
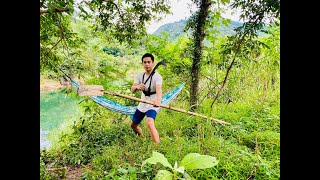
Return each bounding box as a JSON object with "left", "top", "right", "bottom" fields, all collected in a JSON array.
[{"left": 69, "top": 78, "right": 185, "bottom": 119}]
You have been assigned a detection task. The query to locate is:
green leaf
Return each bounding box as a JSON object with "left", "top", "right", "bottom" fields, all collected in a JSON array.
[
  {"left": 142, "top": 152, "right": 173, "bottom": 169},
  {"left": 118, "top": 167, "right": 128, "bottom": 174},
  {"left": 155, "top": 170, "right": 173, "bottom": 180},
  {"left": 222, "top": 19, "right": 231, "bottom": 27},
  {"left": 179, "top": 153, "right": 218, "bottom": 170}
]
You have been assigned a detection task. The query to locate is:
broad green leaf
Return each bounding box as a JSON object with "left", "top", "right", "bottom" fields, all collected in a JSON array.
[
  {"left": 155, "top": 170, "right": 173, "bottom": 180},
  {"left": 179, "top": 153, "right": 218, "bottom": 170},
  {"left": 142, "top": 152, "right": 173, "bottom": 169}
]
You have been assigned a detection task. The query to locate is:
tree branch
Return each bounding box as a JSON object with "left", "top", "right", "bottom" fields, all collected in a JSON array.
[
  {"left": 40, "top": 38, "right": 63, "bottom": 66},
  {"left": 201, "top": 73, "right": 220, "bottom": 87},
  {"left": 209, "top": 7, "right": 267, "bottom": 116},
  {"left": 40, "top": 8, "right": 68, "bottom": 14},
  {"left": 56, "top": 13, "right": 66, "bottom": 42},
  {"left": 110, "top": 1, "right": 124, "bottom": 21}
]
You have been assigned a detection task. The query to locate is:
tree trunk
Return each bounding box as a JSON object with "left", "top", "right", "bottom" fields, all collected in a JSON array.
[{"left": 190, "top": 0, "right": 211, "bottom": 111}]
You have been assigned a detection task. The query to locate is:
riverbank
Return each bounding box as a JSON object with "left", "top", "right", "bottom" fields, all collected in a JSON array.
[
  {"left": 40, "top": 77, "right": 87, "bottom": 179},
  {"left": 40, "top": 76, "right": 85, "bottom": 149},
  {"left": 40, "top": 77, "right": 85, "bottom": 93}
]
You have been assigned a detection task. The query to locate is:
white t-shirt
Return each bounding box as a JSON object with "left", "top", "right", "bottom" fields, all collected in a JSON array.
[{"left": 134, "top": 72, "right": 162, "bottom": 113}]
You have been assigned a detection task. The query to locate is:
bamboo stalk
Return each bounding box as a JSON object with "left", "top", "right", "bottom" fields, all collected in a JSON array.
[{"left": 103, "top": 91, "right": 230, "bottom": 125}]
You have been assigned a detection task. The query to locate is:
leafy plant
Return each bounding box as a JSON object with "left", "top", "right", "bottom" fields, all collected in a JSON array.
[{"left": 142, "top": 151, "right": 218, "bottom": 180}]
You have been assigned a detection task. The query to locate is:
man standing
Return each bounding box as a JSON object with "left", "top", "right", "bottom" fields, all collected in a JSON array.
[{"left": 131, "top": 53, "right": 162, "bottom": 144}]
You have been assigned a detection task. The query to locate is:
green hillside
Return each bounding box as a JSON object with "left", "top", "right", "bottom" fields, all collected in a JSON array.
[{"left": 153, "top": 19, "right": 244, "bottom": 41}]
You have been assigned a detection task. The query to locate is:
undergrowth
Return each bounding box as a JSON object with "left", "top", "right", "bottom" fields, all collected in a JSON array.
[{"left": 40, "top": 94, "right": 279, "bottom": 179}]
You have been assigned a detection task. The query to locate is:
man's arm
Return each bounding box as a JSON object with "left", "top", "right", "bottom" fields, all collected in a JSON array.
[
  {"left": 132, "top": 73, "right": 145, "bottom": 93},
  {"left": 153, "top": 84, "right": 162, "bottom": 107},
  {"left": 131, "top": 83, "right": 139, "bottom": 93},
  {"left": 131, "top": 83, "right": 145, "bottom": 93}
]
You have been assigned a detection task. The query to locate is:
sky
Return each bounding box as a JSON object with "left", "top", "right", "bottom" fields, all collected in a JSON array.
[{"left": 146, "top": 0, "right": 242, "bottom": 34}]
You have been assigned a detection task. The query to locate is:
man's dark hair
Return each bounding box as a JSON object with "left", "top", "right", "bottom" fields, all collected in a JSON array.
[{"left": 141, "top": 53, "right": 154, "bottom": 62}]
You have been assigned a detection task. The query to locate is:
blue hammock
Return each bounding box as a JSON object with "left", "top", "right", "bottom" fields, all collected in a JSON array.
[{"left": 69, "top": 78, "right": 185, "bottom": 118}]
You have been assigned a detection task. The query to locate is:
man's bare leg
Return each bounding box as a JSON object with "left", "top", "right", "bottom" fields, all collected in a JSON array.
[
  {"left": 131, "top": 122, "right": 145, "bottom": 138},
  {"left": 146, "top": 117, "right": 160, "bottom": 144}
]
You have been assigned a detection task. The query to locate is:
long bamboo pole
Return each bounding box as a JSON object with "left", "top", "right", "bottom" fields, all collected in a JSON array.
[{"left": 102, "top": 91, "right": 230, "bottom": 125}]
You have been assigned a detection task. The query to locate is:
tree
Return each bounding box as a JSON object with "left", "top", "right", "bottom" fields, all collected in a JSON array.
[
  {"left": 184, "top": 0, "right": 280, "bottom": 111},
  {"left": 40, "top": 0, "right": 84, "bottom": 74},
  {"left": 188, "top": 0, "right": 213, "bottom": 111},
  {"left": 77, "top": 0, "right": 171, "bottom": 45},
  {"left": 209, "top": 0, "right": 280, "bottom": 112},
  {"left": 40, "top": 0, "right": 171, "bottom": 73}
]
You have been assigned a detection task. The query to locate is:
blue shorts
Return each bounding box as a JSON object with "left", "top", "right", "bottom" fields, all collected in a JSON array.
[{"left": 132, "top": 109, "right": 157, "bottom": 124}]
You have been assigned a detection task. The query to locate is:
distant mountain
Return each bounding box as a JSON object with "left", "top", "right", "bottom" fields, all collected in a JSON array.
[{"left": 152, "top": 19, "right": 244, "bottom": 41}]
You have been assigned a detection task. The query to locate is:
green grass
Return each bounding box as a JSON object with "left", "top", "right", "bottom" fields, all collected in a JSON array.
[{"left": 39, "top": 74, "right": 280, "bottom": 179}]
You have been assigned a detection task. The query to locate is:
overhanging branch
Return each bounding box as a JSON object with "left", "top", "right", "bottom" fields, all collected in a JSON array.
[{"left": 40, "top": 8, "right": 68, "bottom": 14}]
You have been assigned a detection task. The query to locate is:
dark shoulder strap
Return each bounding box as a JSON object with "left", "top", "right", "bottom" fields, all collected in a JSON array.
[
  {"left": 143, "top": 60, "right": 166, "bottom": 84},
  {"left": 143, "top": 71, "right": 155, "bottom": 84},
  {"left": 141, "top": 72, "right": 153, "bottom": 93},
  {"left": 142, "top": 73, "right": 145, "bottom": 83},
  {"left": 148, "top": 75, "right": 153, "bottom": 92}
]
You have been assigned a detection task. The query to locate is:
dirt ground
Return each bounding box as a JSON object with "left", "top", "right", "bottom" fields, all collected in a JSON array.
[
  {"left": 65, "top": 166, "right": 83, "bottom": 180},
  {"left": 40, "top": 77, "right": 85, "bottom": 92}
]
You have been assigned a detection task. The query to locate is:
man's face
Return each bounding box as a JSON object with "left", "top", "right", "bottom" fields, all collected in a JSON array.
[{"left": 142, "top": 57, "right": 154, "bottom": 72}]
